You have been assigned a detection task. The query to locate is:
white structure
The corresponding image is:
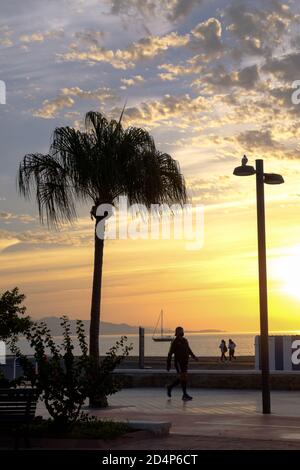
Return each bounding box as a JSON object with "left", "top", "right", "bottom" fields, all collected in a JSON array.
[{"left": 255, "top": 335, "right": 300, "bottom": 371}]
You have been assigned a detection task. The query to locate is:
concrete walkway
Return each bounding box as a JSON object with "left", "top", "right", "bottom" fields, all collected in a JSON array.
[
  {"left": 35, "top": 388, "right": 300, "bottom": 449},
  {"left": 87, "top": 388, "right": 300, "bottom": 447},
  {"left": 102, "top": 387, "right": 300, "bottom": 417}
]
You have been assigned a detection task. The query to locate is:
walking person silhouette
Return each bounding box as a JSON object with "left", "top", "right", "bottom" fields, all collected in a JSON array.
[
  {"left": 166, "top": 326, "right": 198, "bottom": 401},
  {"left": 219, "top": 339, "right": 227, "bottom": 361},
  {"left": 228, "top": 339, "right": 236, "bottom": 360}
]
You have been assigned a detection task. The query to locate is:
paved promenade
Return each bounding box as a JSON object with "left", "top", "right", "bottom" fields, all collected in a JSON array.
[
  {"left": 35, "top": 388, "right": 300, "bottom": 449},
  {"left": 89, "top": 388, "right": 300, "bottom": 449}
]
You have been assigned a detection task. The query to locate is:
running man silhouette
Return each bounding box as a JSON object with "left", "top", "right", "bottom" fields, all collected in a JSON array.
[{"left": 166, "top": 326, "right": 198, "bottom": 401}]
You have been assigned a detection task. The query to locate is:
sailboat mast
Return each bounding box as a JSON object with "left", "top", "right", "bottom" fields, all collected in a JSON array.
[{"left": 152, "top": 309, "right": 172, "bottom": 342}]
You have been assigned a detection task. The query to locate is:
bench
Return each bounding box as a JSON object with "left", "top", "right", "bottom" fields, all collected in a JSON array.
[{"left": 0, "top": 388, "right": 38, "bottom": 449}]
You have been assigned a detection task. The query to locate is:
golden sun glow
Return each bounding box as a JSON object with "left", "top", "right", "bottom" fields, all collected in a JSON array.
[{"left": 271, "top": 249, "right": 300, "bottom": 301}]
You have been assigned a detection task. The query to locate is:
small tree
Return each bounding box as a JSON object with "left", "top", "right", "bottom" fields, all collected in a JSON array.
[
  {"left": 0, "top": 287, "right": 31, "bottom": 341},
  {"left": 12, "top": 316, "right": 132, "bottom": 429}
]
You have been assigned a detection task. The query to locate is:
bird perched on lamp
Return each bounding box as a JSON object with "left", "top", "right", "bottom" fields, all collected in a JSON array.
[{"left": 242, "top": 155, "right": 248, "bottom": 166}]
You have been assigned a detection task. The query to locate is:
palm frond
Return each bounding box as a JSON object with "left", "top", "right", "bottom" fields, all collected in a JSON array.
[
  {"left": 18, "top": 153, "right": 77, "bottom": 225},
  {"left": 18, "top": 110, "right": 187, "bottom": 225}
]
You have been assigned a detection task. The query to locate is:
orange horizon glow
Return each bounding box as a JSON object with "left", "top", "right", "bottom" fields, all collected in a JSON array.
[{"left": 1, "top": 181, "right": 300, "bottom": 333}]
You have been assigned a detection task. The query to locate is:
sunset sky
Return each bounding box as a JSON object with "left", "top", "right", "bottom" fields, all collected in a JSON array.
[{"left": 1, "top": 0, "right": 300, "bottom": 332}]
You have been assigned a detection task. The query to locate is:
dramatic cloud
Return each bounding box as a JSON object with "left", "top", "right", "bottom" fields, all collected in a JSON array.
[
  {"left": 108, "top": 0, "right": 157, "bottom": 17},
  {"left": 204, "top": 64, "right": 260, "bottom": 90},
  {"left": 0, "top": 26, "right": 13, "bottom": 47},
  {"left": 0, "top": 212, "right": 36, "bottom": 223},
  {"left": 59, "top": 17, "right": 225, "bottom": 71},
  {"left": 158, "top": 62, "right": 201, "bottom": 81},
  {"left": 268, "top": 86, "right": 300, "bottom": 115},
  {"left": 166, "top": 0, "right": 204, "bottom": 21},
  {"left": 108, "top": 0, "right": 203, "bottom": 21},
  {"left": 113, "top": 93, "right": 208, "bottom": 126},
  {"left": 19, "top": 29, "right": 64, "bottom": 43},
  {"left": 226, "top": 0, "right": 294, "bottom": 58},
  {"left": 236, "top": 128, "right": 279, "bottom": 150},
  {"left": 33, "top": 96, "right": 75, "bottom": 119},
  {"left": 234, "top": 127, "right": 299, "bottom": 159},
  {"left": 0, "top": 221, "right": 94, "bottom": 249},
  {"left": 59, "top": 31, "right": 190, "bottom": 69},
  {"left": 262, "top": 53, "right": 300, "bottom": 82},
  {"left": 60, "top": 86, "right": 119, "bottom": 104},
  {"left": 120, "top": 75, "right": 144, "bottom": 88},
  {"left": 191, "top": 18, "right": 223, "bottom": 55},
  {"left": 186, "top": 174, "right": 235, "bottom": 203},
  {"left": 0, "top": 37, "right": 13, "bottom": 47},
  {"left": 33, "top": 87, "right": 119, "bottom": 119},
  {"left": 74, "top": 30, "right": 105, "bottom": 46}
]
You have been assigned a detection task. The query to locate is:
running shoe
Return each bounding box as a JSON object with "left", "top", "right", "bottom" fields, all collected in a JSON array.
[{"left": 182, "top": 394, "right": 193, "bottom": 401}]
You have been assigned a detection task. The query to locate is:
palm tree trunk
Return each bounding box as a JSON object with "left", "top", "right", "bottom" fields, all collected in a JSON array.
[
  {"left": 89, "top": 210, "right": 110, "bottom": 408},
  {"left": 89, "top": 217, "right": 105, "bottom": 360}
]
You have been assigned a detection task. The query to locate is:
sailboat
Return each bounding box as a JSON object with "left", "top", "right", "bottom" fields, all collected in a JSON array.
[{"left": 152, "top": 310, "right": 173, "bottom": 342}]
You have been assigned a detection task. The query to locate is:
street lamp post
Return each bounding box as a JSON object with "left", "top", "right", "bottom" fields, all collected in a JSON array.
[
  {"left": 233, "top": 156, "right": 284, "bottom": 414},
  {"left": 256, "top": 159, "right": 270, "bottom": 414}
]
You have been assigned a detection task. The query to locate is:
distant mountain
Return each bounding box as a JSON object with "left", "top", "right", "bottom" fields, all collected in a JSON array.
[
  {"left": 36, "top": 317, "right": 224, "bottom": 336},
  {"left": 37, "top": 317, "right": 143, "bottom": 336}
]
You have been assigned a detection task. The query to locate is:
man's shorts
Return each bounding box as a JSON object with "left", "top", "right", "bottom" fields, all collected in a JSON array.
[{"left": 175, "top": 360, "right": 188, "bottom": 374}]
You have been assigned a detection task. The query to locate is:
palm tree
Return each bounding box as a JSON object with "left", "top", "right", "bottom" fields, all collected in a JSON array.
[{"left": 18, "top": 111, "right": 186, "bottom": 361}]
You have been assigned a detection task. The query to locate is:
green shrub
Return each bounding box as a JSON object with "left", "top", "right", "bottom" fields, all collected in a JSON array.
[{"left": 11, "top": 316, "right": 132, "bottom": 429}]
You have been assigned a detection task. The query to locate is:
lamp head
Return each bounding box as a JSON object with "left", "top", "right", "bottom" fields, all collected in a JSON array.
[
  {"left": 233, "top": 155, "right": 256, "bottom": 176},
  {"left": 233, "top": 156, "right": 284, "bottom": 183},
  {"left": 264, "top": 173, "right": 284, "bottom": 185}
]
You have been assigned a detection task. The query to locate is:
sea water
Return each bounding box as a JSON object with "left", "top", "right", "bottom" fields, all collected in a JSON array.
[{"left": 6, "top": 332, "right": 258, "bottom": 357}]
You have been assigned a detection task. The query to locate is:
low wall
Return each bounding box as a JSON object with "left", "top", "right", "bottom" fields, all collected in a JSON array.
[{"left": 114, "top": 369, "right": 300, "bottom": 391}]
